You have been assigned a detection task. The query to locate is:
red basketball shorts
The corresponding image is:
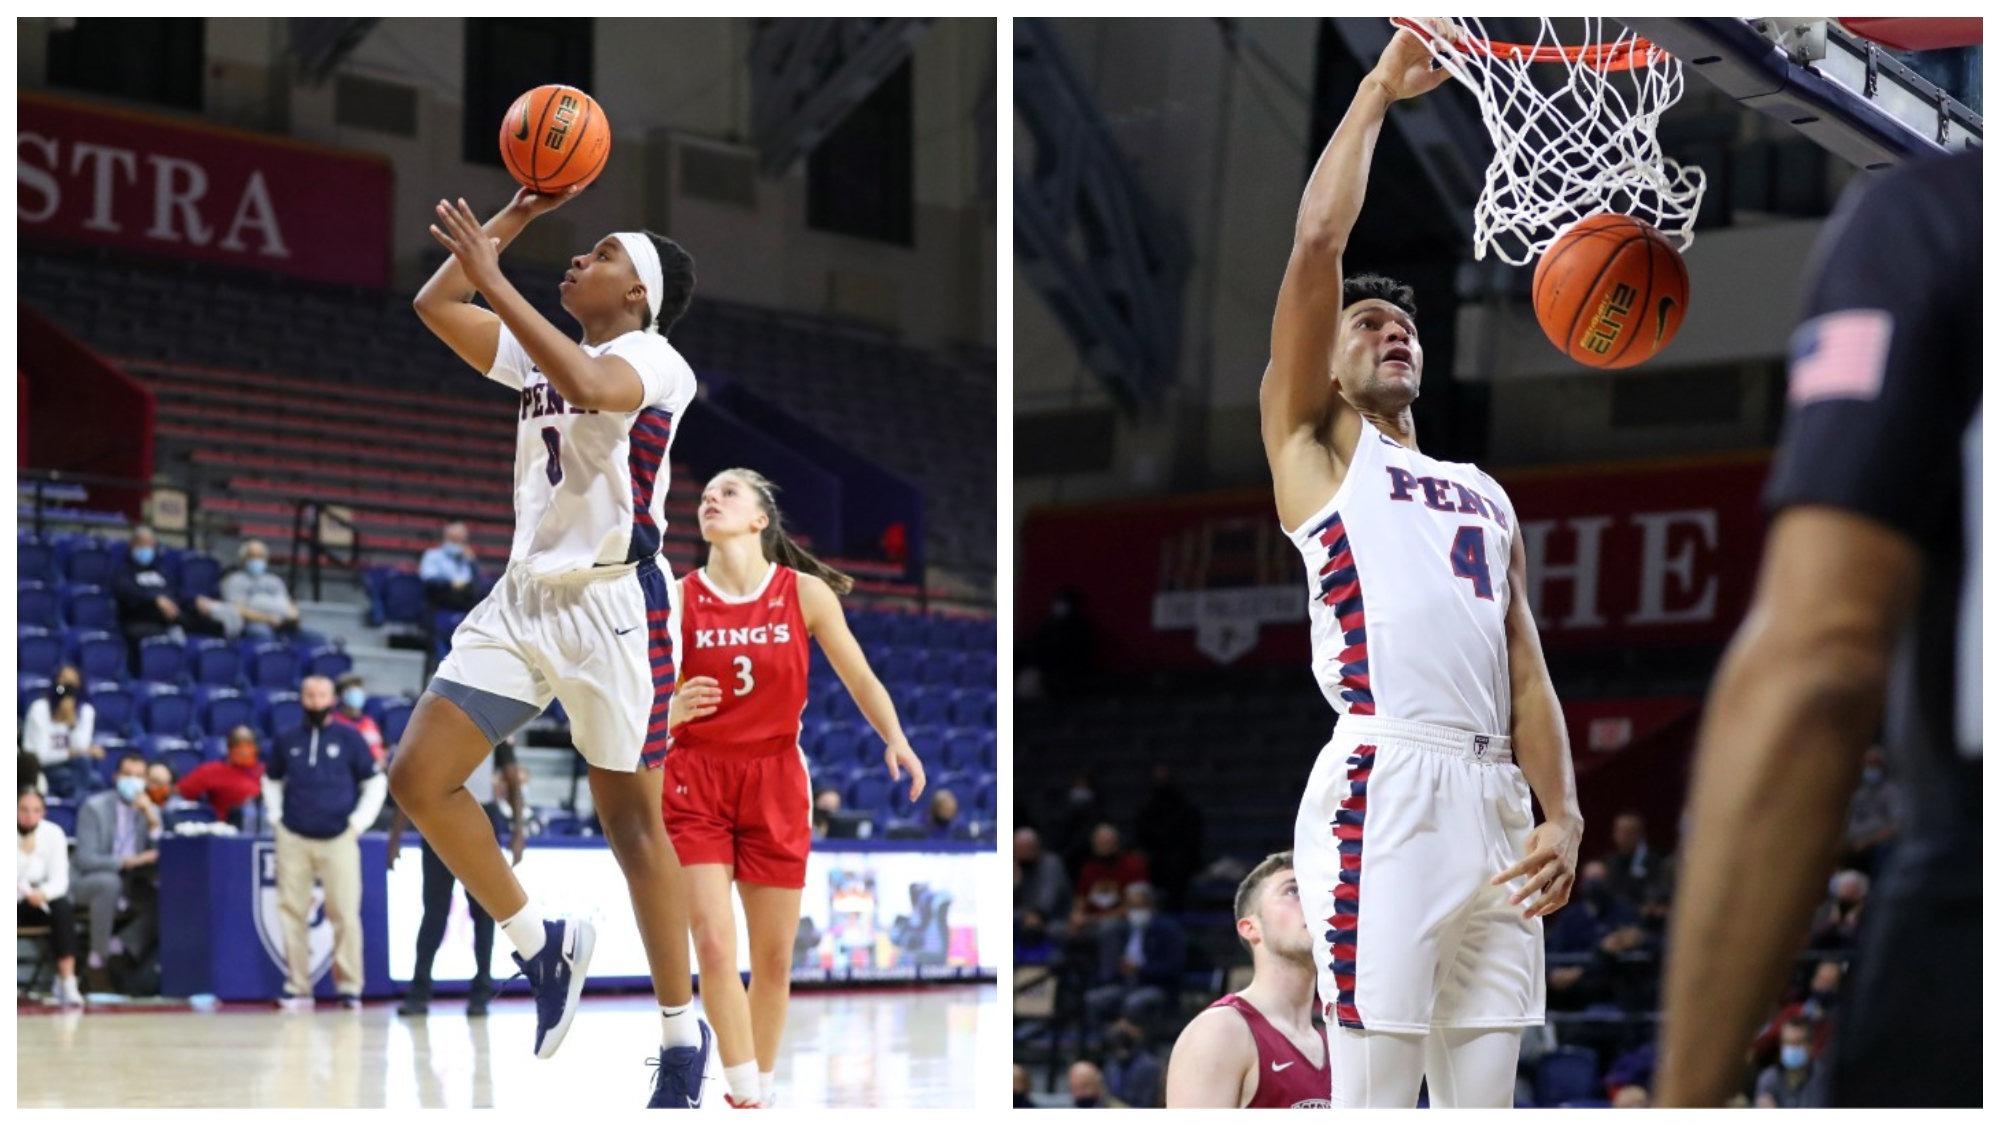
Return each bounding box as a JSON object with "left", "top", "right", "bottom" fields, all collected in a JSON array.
[{"left": 661, "top": 736, "right": 814, "bottom": 888}]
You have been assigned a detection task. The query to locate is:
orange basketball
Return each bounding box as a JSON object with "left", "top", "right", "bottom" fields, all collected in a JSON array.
[
  {"left": 499, "top": 85, "right": 610, "bottom": 194},
  {"left": 1531, "top": 213, "right": 1689, "bottom": 369}
]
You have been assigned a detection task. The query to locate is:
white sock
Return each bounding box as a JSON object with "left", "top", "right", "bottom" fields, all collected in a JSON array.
[
  {"left": 758, "top": 1071, "right": 776, "bottom": 1106},
  {"left": 499, "top": 903, "right": 547, "bottom": 960},
  {"left": 723, "top": 1061, "right": 759, "bottom": 1103},
  {"left": 661, "top": 1004, "right": 702, "bottom": 1049}
]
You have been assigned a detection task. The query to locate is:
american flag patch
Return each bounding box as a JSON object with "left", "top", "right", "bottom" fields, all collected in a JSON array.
[{"left": 1787, "top": 309, "right": 1893, "bottom": 406}]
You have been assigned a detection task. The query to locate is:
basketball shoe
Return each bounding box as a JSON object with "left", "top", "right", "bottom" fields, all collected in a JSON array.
[
  {"left": 646, "top": 1019, "right": 714, "bottom": 1108},
  {"left": 510, "top": 916, "right": 595, "bottom": 1059}
]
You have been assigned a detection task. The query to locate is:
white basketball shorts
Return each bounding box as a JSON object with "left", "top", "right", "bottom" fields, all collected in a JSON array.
[
  {"left": 433, "top": 557, "right": 679, "bottom": 772},
  {"left": 1293, "top": 714, "right": 1545, "bottom": 1033}
]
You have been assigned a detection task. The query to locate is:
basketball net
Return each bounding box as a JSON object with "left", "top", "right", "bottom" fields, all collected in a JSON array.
[{"left": 1396, "top": 17, "right": 1708, "bottom": 266}]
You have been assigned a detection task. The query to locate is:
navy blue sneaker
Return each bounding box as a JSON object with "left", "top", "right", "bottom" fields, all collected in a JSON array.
[
  {"left": 646, "top": 1019, "right": 713, "bottom": 1108},
  {"left": 510, "top": 917, "right": 595, "bottom": 1060}
]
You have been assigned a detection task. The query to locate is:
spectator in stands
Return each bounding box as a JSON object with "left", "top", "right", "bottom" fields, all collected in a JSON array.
[
  {"left": 144, "top": 761, "right": 195, "bottom": 821},
  {"left": 1752, "top": 960, "right": 1841, "bottom": 1069},
  {"left": 1841, "top": 747, "right": 1902, "bottom": 876},
  {"left": 1613, "top": 1086, "right": 1650, "bottom": 1109},
  {"left": 114, "top": 526, "right": 230, "bottom": 665},
  {"left": 1067, "top": 1059, "right": 1126, "bottom": 1109},
  {"left": 1103, "top": 1018, "right": 1165, "bottom": 1109},
  {"left": 1014, "top": 827, "right": 1072, "bottom": 946},
  {"left": 18, "top": 788, "right": 84, "bottom": 1007},
  {"left": 264, "top": 675, "right": 386, "bottom": 1010},
  {"left": 1014, "top": 1064, "right": 1035, "bottom": 1109},
  {"left": 19, "top": 750, "right": 43, "bottom": 797},
  {"left": 1071, "top": 824, "right": 1148, "bottom": 935},
  {"left": 1134, "top": 766, "right": 1204, "bottom": 912},
  {"left": 177, "top": 726, "right": 266, "bottom": 826},
  {"left": 1753, "top": 1018, "right": 1819, "bottom": 1108},
  {"left": 72, "top": 752, "right": 161, "bottom": 992},
  {"left": 925, "top": 788, "right": 961, "bottom": 839},
  {"left": 221, "top": 539, "right": 299, "bottom": 640},
  {"left": 1053, "top": 773, "right": 1107, "bottom": 876},
  {"left": 332, "top": 673, "right": 386, "bottom": 763},
  {"left": 419, "top": 521, "right": 483, "bottom": 612},
  {"left": 1545, "top": 860, "right": 1645, "bottom": 1010},
  {"left": 1807, "top": 870, "right": 1869, "bottom": 953},
  {"left": 21, "top": 665, "right": 104, "bottom": 782},
  {"left": 1031, "top": 587, "right": 1095, "bottom": 701},
  {"left": 1088, "top": 882, "right": 1187, "bottom": 1028},
  {"left": 1599, "top": 811, "right": 1664, "bottom": 906}
]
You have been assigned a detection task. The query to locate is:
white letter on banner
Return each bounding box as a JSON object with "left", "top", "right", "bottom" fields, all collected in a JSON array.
[
  {"left": 18, "top": 133, "right": 60, "bottom": 222},
  {"left": 71, "top": 143, "right": 138, "bottom": 232},
  {"left": 146, "top": 154, "right": 213, "bottom": 245},
  {"left": 1521, "top": 516, "right": 1610, "bottom": 630},
  {"left": 1629, "top": 510, "right": 1719, "bottom": 625},
  {"left": 219, "top": 170, "right": 289, "bottom": 257}
]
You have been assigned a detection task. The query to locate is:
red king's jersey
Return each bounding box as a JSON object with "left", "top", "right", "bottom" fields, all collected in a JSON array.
[{"left": 675, "top": 565, "right": 810, "bottom": 750}]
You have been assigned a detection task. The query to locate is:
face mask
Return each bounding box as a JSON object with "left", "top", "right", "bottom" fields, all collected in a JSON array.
[
  {"left": 445, "top": 542, "right": 464, "bottom": 558},
  {"left": 131, "top": 546, "right": 156, "bottom": 566},
  {"left": 1861, "top": 767, "right": 1883, "bottom": 786},
  {"left": 1072, "top": 1098, "right": 1099, "bottom": 1110},
  {"left": 147, "top": 783, "right": 172, "bottom": 806},
  {"left": 245, "top": 558, "right": 267, "bottom": 577},
  {"left": 52, "top": 682, "right": 75, "bottom": 701},
  {"left": 1781, "top": 1045, "right": 1810, "bottom": 1071},
  {"left": 304, "top": 707, "right": 332, "bottom": 728},
  {"left": 1128, "top": 909, "right": 1154, "bottom": 928},
  {"left": 342, "top": 688, "right": 367, "bottom": 712},
  {"left": 228, "top": 744, "right": 259, "bottom": 768},
  {"left": 116, "top": 776, "right": 146, "bottom": 803}
]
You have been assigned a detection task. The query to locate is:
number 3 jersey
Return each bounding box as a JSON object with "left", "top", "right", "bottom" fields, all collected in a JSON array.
[
  {"left": 674, "top": 564, "right": 811, "bottom": 750},
  {"left": 485, "top": 324, "right": 699, "bottom": 578},
  {"left": 1283, "top": 417, "right": 1519, "bottom": 734}
]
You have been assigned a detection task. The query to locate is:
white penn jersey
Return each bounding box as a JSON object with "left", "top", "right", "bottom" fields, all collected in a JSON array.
[
  {"left": 485, "top": 325, "right": 698, "bottom": 577},
  {"left": 1282, "top": 417, "right": 1518, "bottom": 734}
]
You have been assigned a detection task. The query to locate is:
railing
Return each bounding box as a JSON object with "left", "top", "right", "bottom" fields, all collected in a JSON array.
[{"left": 18, "top": 469, "right": 202, "bottom": 547}]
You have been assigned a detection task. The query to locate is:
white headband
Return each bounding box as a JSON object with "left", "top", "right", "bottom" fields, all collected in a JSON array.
[{"left": 612, "top": 231, "right": 664, "bottom": 333}]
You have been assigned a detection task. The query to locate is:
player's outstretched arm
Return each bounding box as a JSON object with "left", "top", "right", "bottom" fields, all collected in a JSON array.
[
  {"left": 413, "top": 185, "right": 579, "bottom": 373},
  {"left": 1164, "top": 1006, "right": 1256, "bottom": 1108},
  {"left": 799, "top": 574, "right": 925, "bottom": 800},
  {"left": 1494, "top": 528, "right": 1582, "bottom": 919},
  {"left": 1262, "top": 29, "right": 1448, "bottom": 531},
  {"left": 1657, "top": 508, "right": 1914, "bottom": 1105}
]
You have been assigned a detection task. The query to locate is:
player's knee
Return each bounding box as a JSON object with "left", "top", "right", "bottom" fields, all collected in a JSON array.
[{"left": 690, "top": 919, "right": 734, "bottom": 968}]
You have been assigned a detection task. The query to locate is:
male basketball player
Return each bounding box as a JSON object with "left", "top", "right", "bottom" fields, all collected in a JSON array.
[
  {"left": 399, "top": 185, "right": 711, "bottom": 1106},
  {"left": 1165, "top": 853, "right": 1331, "bottom": 1108},
  {"left": 1261, "top": 29, "right": 1581, "bottom": 1108},
  {"left": 1658, "top": 150, "right": 1981, "bottom": 1108}
]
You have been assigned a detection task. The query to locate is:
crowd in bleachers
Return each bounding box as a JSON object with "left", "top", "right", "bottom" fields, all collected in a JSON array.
[{"left": 1013, "top": 669, "right": 1905, "bottom": 1108}]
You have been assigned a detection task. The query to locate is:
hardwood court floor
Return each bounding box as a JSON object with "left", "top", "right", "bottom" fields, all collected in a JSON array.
[{"left": 17, "top": 985, "right": 994, "bottom": 1108}]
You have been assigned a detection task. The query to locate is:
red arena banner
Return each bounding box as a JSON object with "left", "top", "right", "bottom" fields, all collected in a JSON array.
[
  {"left": 17, "top": 91, "right": 391, "bottom": 286},
  {"left": 1019, "top": 453, "right": 1774, "bottom": 671}
]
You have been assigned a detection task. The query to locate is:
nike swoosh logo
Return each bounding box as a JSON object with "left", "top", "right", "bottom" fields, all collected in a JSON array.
[
  {"left": 515, "top": 105, "right": 531, "bottom": 142},
  {"left": 1655, "top": 297, "right": 1677, "bottom": 346},
  {"left": 615, "top": 626, "right": 640, "bottom": 636},
  {"left": 1272, "top": 1061, "right": 1294, "bottom": 1072}
]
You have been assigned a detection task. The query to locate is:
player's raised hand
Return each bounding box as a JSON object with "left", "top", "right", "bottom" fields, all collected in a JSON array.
[
  {"left": 1492, "top": 817, "right": 1581, "bottom": 919},
  {"left": 1372, "top": 25, "right": 1454, "bottom": 100},
  {"left": 668, "top": 676, "right": 722, "bottom": 731},
  {"left": 506, "top": 183, "right": 583, "bottom": 220},
  {"left": 885, "top": 739, "right": 926, "bottom": 802},
  {"left": 428, "top": 197, "right": 504, "bottom": 289}
]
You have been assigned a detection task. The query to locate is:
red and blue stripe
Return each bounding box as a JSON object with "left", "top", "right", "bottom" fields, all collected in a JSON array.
[
  {"left": 1326, "top": 741, "right": 1375, "bottom": 1030},
  {"left": 1311, "top": 511, "right": 1374, "bottom": 716},
  {"left": 626, "top": 407, "right": 675, "bottom": 564},
  {"left": 637, "top": 557, "right": 675, "bottom": 769}
]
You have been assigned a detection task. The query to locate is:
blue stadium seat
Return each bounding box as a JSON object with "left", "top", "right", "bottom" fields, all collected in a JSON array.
[
  {"left": 948, "top": 688, "right": 995, "bottom": 728},
  {"left": 379, "top": 699, "right": 416, "bottom": 747},
  {"left": 179, "top": 553, "right": 222, "bottom": 599},
  {"left": 41, "top": 802, "right": 78, "bottom": 838},
  {"left": 200, "top": 689, "right": 254, "bottom": 738},
  {"left": 380, "top": 572, "right": 427, "bottom": 626},
  {"left": 955, "top": 651, "right": 997, "bottom": 690},
  {"left": 821, "top": 688, "right": 861, "bottom": 724},
  {"left": 305, "top": 646, "right": 352, "bottom": 680},
  {"left": 141, "top": 733, "right": 195, "bottom": 767},
  {"left": 259, "top": 691, "right": 304, "bottom": 738},
  {"left": 18, "top": 535, "right": 57, "bottom": 583},
  {"left": 846, "top": 774, "right": 892, "bottom": 820},
  {"left": 62, "top": 541, "right": 117, "bottom": 586},
  {"left": 86, "top": 681, "right": 135, "bottom": 738},
  {"left": 885, "top": 614, "right": 924, "bottom": 647},
  {"left": 69, "top": 630, "right": 125, "bottom": 682},
  {"left": 876, "top": 646, "right": 914, "bottom": 686},
  {"left": 18, "top": 674, "right": 52, "bottom": 718},
  {"left": 818, "top": 724, "right": 866, "bottom": 769},
  {"left": 940, "top": 730, "right": 983, "bottom": 773},
  {"left": 248, "top": 643, "right": 301, "bottom": 690},
  {"left": 1535, "top": 1046, "right": 1600, "bottom": 1108},
  {"left": 910, "top": 687, "right": 950, "bottom": 728},
  {"left": 62, "top": 584, "right": 117, "bottom": 631},
  {"left": 18, "top": 627, "right": 62, "bottom": 679},
  {"left": 140, "top": 688, "right": 195, "bottom": 737},
  {"left": 189, "top": 638, "right": 239, "bottom": 686},
  {"left": 135, "top": 636, "right": 186, "bottom": 683},
  {"left": 17, "top": 582, "right": 59, "bottom": 628},
  {"left": 972, "top": 774, "right": 997, "bottom": 819},
  {"left": 95, "top": 751, "right": 129, "bottom": 789}
]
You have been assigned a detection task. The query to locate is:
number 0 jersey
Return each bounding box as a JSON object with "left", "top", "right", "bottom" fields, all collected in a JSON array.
[
  {"left": 1283, "top": 417, "right": 1519, "bottom": 734},
  {"left": 485, "top": 324, "right": 699, "bottom": 577},
  {"left": 674, "top": 564, "right": 811, "bottom": 750}
]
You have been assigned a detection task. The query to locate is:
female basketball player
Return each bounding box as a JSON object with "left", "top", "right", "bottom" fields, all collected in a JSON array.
[
  {"left": 399, "top": 185, "right": 712, "bottom": 1107},
  {"left": 665, "top": 468, "right": 927, "bottom": 1108}
]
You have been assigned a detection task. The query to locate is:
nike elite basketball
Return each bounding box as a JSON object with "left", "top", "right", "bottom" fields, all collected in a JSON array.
[
  {"left": 1532, "top": 213, "right": 1690, "bottom": 369},
  {"left": 500, "top": 84, "right": 611, "bottom": 194}
]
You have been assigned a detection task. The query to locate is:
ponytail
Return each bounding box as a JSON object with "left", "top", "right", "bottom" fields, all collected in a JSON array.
[{"left": 719, "top": 468, "right": 854, "bottom": 596}]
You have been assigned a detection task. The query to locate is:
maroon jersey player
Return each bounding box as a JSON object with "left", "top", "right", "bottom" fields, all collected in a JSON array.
[{"left": 664, "top": 467, "right": 926, "bottom": 1108}]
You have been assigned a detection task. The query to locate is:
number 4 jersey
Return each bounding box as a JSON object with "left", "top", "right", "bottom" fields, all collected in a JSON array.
[
  {"left": 674, "top": 564, "right": 811, "bottom": 750},
  {"left": 1284, "top": 417, "right": 1519, "bottom": 734},
  {"left": 485, "top": 324, "right": 699, "bottom": 578}
]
